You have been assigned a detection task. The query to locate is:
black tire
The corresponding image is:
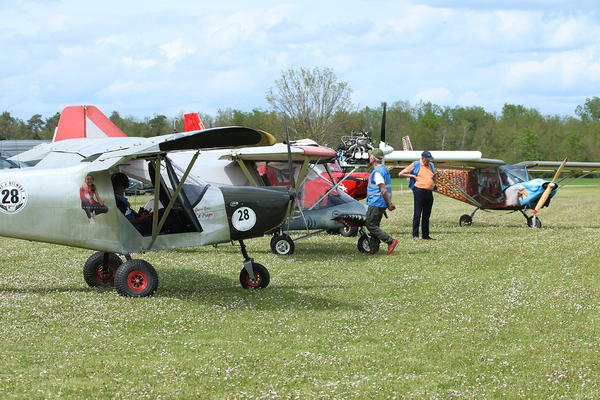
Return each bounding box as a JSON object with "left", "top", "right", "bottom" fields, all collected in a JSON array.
[
  {"left": 114, "top": 259, "right": 159, "bottom": 297},
  {"left": 240, "top": 263, "right": 270, "bottom": 289},
  {"left": 357, "top": 234, "right": 370, "bottom": 253},
  {"left": 270, "top": 234, "right": 295, "bottom": 255},
  {"left": 459, "top": 214, "right": 472, "bottom": 227},
  {"left": 527, "top": 216, "right": 542, "bottom": 229},
  {"left": 340, "top": 226, "right": 359, "bottom": 237},
  {"left": 83, "top": 252, "right": 123, "bottom": 288}
]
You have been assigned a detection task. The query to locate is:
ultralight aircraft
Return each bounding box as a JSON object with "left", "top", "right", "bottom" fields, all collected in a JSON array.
[
  {"left": 41, "top": 106, "right": 370, "bottom": 256},
  {"left": 4, "top": 116, "right": 294, "bottom": 297},
  {"left": 392, "top": 136, "right": 600, "bottom": 227},
  {"left": 172, "top": 113, "right": 369, "bottom": 255}
]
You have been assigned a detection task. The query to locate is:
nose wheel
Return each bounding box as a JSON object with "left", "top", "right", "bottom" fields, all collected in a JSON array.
[
  {"left": 239, "top": 240, "right": 270, "bottom": 289},
  {"left": 270, "top": 234, "right": 295, "bottom": 255}
]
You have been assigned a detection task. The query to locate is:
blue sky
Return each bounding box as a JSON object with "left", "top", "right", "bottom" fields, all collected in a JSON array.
[{"left": 1, "top": 0, "right": 599, "bottom": 121}]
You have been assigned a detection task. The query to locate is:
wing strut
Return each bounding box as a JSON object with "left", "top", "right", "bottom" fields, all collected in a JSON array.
[{"left": 147, "top": 152, "right": 200, "bottom": 251}]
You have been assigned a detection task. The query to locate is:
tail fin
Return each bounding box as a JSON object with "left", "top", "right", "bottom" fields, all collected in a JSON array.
[
  {"left": 53, "top": 105, "right": 127, "bottom": 142},
  {"left": 184, "top": 113, "right": 205, "bottom": 132}
]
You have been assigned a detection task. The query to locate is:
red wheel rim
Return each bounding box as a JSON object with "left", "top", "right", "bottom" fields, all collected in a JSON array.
[
  {"left": 127, "top": 270, "right": 148, "bottom": 292},
  {"left": 95, "top": 265, "right": 116, "bottom": 283},
  {"left": 245, "top": 271, "right": 262, "bottom": 287}
]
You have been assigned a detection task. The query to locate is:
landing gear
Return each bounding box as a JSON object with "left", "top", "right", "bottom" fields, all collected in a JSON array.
[
  {"left": 520, "top": 210, "right": 542, "bottom": 228},
  {"left": 459, "top": 214, "right": 472, "bottom": 227},
  {"left": 239, "top": 240, "right": 270, "bottom": 289},
  {"left": 114, "top": 259, "right": 159, "bottom": 297},
  {"left": 270, "top": 234, "right": 295, "bottom": 255},
  {"left": 357, "top": 234, "right": 370, "bottom": 253},
  {"left": 340, "top": 226, "right": 359, "bottom": 237},
  {"left": 527, "top": 215, "right": 542, "bottom": 229},
  {"left": 239, "top": 262, "right": 270, "bottom": 289},
  {"left": 83, "top": 252, "right": 123, "bottom": 287},
  {"left": 459, "top": 208, "right": 479, "bottom": 227}
]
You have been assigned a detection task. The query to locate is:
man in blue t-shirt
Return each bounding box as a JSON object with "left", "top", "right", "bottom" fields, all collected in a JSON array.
[
  {"left": 111, "top": 172, "right": 186, "bottom": 236},
  {"left": 365, "top": 149, "right": 398, "bottom": 255}
]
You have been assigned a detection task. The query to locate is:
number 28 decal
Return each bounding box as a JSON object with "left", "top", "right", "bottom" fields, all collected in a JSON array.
[
  {"left": 0, "top": 181, "right": 28, "bottom": 214},
  {"left": 231, "top": 206, "right": 257, "bottom": 232}
]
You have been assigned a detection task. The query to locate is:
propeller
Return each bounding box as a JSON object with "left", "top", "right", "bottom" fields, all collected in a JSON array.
[
  {"left": 282, "top": 118, "right": 309, "bottom": 231},
  {"left": 380, "top": 102, "right": 387, "bottom": 145},
  {"left": 532, "top": 157, "right": 568, "bottom": 224},
  {"left": 285, "top": 118, "right": 296, "bottom": 192}
]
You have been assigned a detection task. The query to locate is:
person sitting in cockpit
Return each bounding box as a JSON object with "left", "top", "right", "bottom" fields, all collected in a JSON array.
[{"left": 111, "top": 172, "right": 186, "bottom": 236}]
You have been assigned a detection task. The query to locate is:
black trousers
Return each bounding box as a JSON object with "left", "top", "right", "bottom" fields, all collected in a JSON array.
[{"left": 412, "top": 188, "right": 434, "bottom": 238}]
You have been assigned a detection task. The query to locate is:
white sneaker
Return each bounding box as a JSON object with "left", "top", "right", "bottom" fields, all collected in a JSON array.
[
  {"left": 89, "top": 218, "right": 95, "bottom": 225},
  {"left": 92, "top": 211, "right": 97, "bottom": 219}
]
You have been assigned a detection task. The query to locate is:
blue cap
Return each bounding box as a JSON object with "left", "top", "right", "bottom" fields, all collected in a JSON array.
[{"left": 421, "top": 150, "right": 434, "bottom": 161}]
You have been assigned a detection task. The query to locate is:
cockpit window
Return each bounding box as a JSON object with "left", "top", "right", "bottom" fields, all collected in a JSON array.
[
  {"left": 499, "top": 165, "right": 529, "bottom": 187},
  {"left": 169, "top": 159, "right": 209, "bottom": 208},
  {"left": 257, "top": 162, "right": 356, "bottom": 211}
]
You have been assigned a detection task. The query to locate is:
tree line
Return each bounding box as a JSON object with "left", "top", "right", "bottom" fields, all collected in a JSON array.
[{"left": 2, "top": 67, "right": 599, "bottom": 164}]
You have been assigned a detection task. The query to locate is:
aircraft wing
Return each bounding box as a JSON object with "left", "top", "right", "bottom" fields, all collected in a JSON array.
[
  {"left": 515, "top": 161, "right": 600, "bottom": 174},
  {"left": 217, "top": 143, "right": 337, "bottom": 163},
  {"left": 388, "top": 152, "right": 505, "bottom": 170},
  {"left": 385, "top": 150, "right": 483, "bottom": 163},
  {"left": 14, "top": 127, "right": 276, "bottom": 172}
]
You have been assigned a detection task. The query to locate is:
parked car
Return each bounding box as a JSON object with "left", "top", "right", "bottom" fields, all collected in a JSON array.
[
  {"left": 0, "top": 156, "right": 29, "bottom": 169},
  {"left": 125, "top": 178, "right": 152, "bottom": 195}
]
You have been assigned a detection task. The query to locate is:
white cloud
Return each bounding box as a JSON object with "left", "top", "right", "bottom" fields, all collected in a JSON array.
[
  {"left": 121, "top": 57, "right": 157, "bottom": 69},
  {"left": 504, "top": 49, "right": 600, "bottom": 94},
  {"left": 160, "top": 39, "right": 196, "bottom": 59},
  {"left": 2, "top": 0, "right": 600, "bottom": 120},
  {"left": 413, "top": 87, "right": 455, "bottom": 106}
]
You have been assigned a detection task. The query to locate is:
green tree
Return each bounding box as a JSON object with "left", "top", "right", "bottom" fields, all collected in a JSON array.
[
  {"left": 43, "top": 112, "right": 61, "bottom": 139},
  {"left": 0, "top": 111, "right": 19, "bottom": 140},
  {"left": 514, "top": 127, "right": 542, "bottom": 162},
  {"left": 561, "top": 130, "right": 587, "bottom": 161},
  {"left": 575, "top": 96, "right": 600, "bottom": 122},
  {"left": 147, "top": 114, "right": 170, "bottom": 137}
]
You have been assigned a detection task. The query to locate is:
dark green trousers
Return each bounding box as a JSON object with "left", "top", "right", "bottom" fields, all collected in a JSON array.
[{"left": 366, "top": 205, "right": 393, "bottom": 253}]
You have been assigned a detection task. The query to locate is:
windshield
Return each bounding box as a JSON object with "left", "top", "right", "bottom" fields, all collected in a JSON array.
[
  {"left": 258, "top": 162, "right": 356, "bottom": 210},
  {"left": 170, "top": 160, "right": 209, "bottom": 208},
  {"left": 499, "top": 165, "right": 529, "bottom": 187}
]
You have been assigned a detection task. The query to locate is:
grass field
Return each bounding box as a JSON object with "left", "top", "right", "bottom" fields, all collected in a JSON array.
[{"left": 1, "top": 186, "right": 599, "bottom": 399}]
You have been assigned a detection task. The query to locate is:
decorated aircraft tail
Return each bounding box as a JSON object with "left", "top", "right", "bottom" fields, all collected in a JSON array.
[
  {"left": 184, "top": 113, "right": 206, "bottom": 132},
  {"left": 53, "top": 105, "right": 127, "bottom": 142}
]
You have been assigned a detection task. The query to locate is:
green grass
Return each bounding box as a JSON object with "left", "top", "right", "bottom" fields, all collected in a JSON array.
[{"left": 1, "top": 187, "right": 599, "bottom": 398}]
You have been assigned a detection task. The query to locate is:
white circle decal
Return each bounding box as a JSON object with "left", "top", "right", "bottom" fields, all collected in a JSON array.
[
  {"left": 231, "top": 206, "right": 256, "bottom": 231},
  {"left": 0, "top": 181, "right": 28, "bottom": 214}
]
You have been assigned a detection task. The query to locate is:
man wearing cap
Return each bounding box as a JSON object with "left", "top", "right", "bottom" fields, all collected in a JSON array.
[
  {"left": 399, "top": 151, "right": 437, "bottom": 240},
  {"left": 365, "top": 148, "right": 398, "bottom": 255}
]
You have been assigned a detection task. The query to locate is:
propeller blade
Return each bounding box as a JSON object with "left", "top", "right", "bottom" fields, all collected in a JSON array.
[
  {"left": 533, "top": 157, "right": 568, "bottom": 215},
  {"left": 282, "top": 117, "right": 298, "bottom": 231},
  {"left": 285, "top": 118, "right": 296, "bottom": 191},
  {"left": 380, "top": 102, "right": 387, "bottom": 145}
]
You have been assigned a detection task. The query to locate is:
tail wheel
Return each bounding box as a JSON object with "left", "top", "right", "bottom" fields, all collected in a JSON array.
[
  {"left": 83, "top": 252, "right": 123, "bottom": 287},
  {"left": 459, "top": 214, "right": 472, "bottom": 227},
  {"left": 240, "top": 263, "right": 270, "bottom": 289},
  {"left": 340, "top": 226, "right": 359, "bottom": 237},
  {"left": 357, "top": 234, "right": 370, "bottom": 253},
  {"left": 270, "top": 234, "right": 295, "bottom": 255},
  {"left": 114, "top": 259, "right": 159, "bottom": 297}
]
